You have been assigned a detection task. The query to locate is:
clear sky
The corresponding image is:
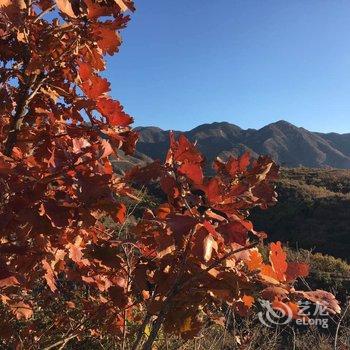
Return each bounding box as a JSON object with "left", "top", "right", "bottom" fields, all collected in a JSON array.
[{"left": 107, "top": 0, "right": 350, "bottom": 133}]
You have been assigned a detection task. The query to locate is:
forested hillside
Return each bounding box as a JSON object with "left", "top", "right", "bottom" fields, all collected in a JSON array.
[{"left": 252, "top": 168, "right": 350, "bottom": 260}]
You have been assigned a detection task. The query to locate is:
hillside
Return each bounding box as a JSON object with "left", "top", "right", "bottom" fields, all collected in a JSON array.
[
  {"left": 251, "top": 167, "right": 350, "bottom": 260},
  {"left": 136, "top": 121, "right": 350, "bottom": 169},
  {"left": 112, "top": 124, "right": 350, "bottom": 260}
]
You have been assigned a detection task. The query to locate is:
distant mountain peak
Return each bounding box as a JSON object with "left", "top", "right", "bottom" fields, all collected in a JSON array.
[
  {"left": 274, "top": 119, "right": 294, "bottom": 126},
  {"left": 135, "top": 121, "right": 350, "bottom": 169},
  {"left": 264, "top": 120, "right": 299, "bottom": 131}
]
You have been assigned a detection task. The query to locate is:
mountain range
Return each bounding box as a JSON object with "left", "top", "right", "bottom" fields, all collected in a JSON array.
[{"left": 134, "top": 120, "right": 350, "bottom": 169}]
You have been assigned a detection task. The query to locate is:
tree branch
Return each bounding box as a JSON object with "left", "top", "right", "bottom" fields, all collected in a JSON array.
[
  {"left": 34, "top": 4, "right": 57, "bottom": 23},
  {"left": 43, "top": 334, "right": 78, "bottom": 350},
  {"left": 141, "top": 242, "right": 258, "bottom": 350}
]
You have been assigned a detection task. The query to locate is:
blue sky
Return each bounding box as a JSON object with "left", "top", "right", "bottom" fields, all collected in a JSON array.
[{"left": 107, "top": 0, "right": 350, "bottom": 133}]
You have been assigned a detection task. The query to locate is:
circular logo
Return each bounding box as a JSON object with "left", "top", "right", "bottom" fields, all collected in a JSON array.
[{"left": 257, "top": 299, "right": 293, "bottom": 327}]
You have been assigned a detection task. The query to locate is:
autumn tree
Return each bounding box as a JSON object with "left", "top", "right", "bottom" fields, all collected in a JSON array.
[
  {"left": 0, "top": 0, "right": 138, "bottom": 347},
  {"left": 0, "top": 1, "right": 340, "bottom": 349}
]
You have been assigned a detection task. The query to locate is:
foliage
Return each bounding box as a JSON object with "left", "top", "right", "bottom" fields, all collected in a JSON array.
[
  {"left": 0, "top": 0, "right": 137, "bottom": 347},
  {"left": 0, "top": 1, "right": 341, "bottom": 349}
]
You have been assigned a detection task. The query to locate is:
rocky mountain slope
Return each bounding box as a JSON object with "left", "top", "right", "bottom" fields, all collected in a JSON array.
[{"left": 135, "top": 121, "right": 350, "bottom": 168}]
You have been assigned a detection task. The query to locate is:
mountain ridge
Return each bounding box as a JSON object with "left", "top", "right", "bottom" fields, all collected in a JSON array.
[{"left": 135, "top": 120, "right": 350, "bottom": 169}]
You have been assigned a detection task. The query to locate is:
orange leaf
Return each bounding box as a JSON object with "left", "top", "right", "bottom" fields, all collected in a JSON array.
[
  {"left": 269, "top": 241, "right": 287, "bottom": 281},
  {"left": 99, "top": 139, "right": 114, "bottom": 159},
  {"left": 180, "top": 316, "right": 192, "bottom": 333},
  {"left": 246, "top": 249, "right": 263, "bottom": 271},
  {"left": 0, "top": 276, "right": 19, "bottom": 288},
  {"left": 10, "top": 302, "right": 33, "bottom": 320},
  {"left": 259, "top": 265, "right": 280, "bottom": 284},
  {"left": 55, "top": 0, "right": 77, "bottom": 17},
  {"left": 226, "top": 152, "right": 250, "bottom": 176},
  {"left": 156, "top": 203, "right": 171, "bottom": 219},
  {"left": 85, "top": 0, "right": 113, "bottom": 19},
  {"left": 242, "top": 294, "right": 254, "bottom": 308},
  {"left": 115, "top": 202, "right": 127, "bottom": 224}
]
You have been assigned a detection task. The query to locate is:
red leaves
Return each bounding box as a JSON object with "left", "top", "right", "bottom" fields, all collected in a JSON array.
[
  {"left": 202, "top": 233, "right": 218, "bottom": 262},
  {"left": 0, "top": 154, "right": 14, "bottom": 174},
  {"left": 0, "top": 0, "right": 26, "bottom": 12},
  {"left": 191, "top": 223, "right": 219, "bottom": 262},
  {"left": 39, "top": 201, "right": 71, "bottom": 229},
  {"left": 81, "top": 75, "right": 110, "bottom": 99},
  {"left": 97, "top": 98, "right": 133, "bottom": 126},
  {"left": 218, "top": 221, "right": 251, "bottom": 246},
  {"left": 0, "top": 2, "right": 340, "bottom": 346},
  {"left": 178, "top": 162, "right": 203, "bottom": 185},
  {"left": 93, "top": 26, "right": 121, "bottom": 56},
  {"left": 99, "top": 139, "right": 114, "bottom": 159},
  {"left": 286, "top": 262, "right": 309, "bottom": 281},
  {"left": 247, "top": 249, "right": 264, "bottom": 271},
  {"left": 79, "top": 65, "right": 133, "bottom": 127},
  {"left": 235, "top": 294, "right": 255, "bottom": 316},
  {"left": 115, "top": 202, "right": 127, "bottom": 224},
  {"left": 68, "top": 236, "right": 90, "bottom": 266},
  {"left": 42, "top": 259, "right": 57, "bottom": 292},
  {"left": 78, "top": 62, "right": 93, "bottom": 81},
  {"left": 133, "top": 134, "right": 321, "bottom": 317},
  {"left": 160, "top": 174, "right": 180, "bottom": 198},
  {"left": 214, "top": 151, "right": 250, "bottom": 176},
  {"left": 0, "top": 0, "right": 141, "bottom": 345},
  {"left": 167, "top": 133, "right": 203, "bottom": 165},
  {"left": 246, "top": 242, "right": 309, "bottom": 286},
  {"left": 130, "top": 133, "right": 336, "bottom": 344}
]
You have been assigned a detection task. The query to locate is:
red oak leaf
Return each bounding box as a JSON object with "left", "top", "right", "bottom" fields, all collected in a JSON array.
[
  {"left": 286, "top": 262, "right": 309, "bottom": 281},
  {"left": 178, "top": 162, "right": 203, "bottom": 185},
  {"left": 81, "top": 76, "right": 110, "bottom": 99},
  {"left": 96, "top": 98, "right": 133, "bottom": 126},
  {"left": 78, "top": 62, "right": 93, "bottom": 81},
  {"left": 94, "top": 27, "right": 121, "bottom": 55}
]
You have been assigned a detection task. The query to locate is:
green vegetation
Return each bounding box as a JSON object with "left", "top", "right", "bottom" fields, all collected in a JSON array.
[{"left": 251, "top": 167, "right": 350, "bottom": 260}]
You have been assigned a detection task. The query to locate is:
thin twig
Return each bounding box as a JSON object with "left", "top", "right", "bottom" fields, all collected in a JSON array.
[
  {"left": 34, "top": 4, "right": 56, "bottom": 23},
  {"left": 43, "top": 334, "right": 78, "bottom": 350},
  {"left": 141, "top": 242, "right": 258, "bottom": 350},
  {"left": 334, "top": 300, "right": 350, "bottom": 350}
]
